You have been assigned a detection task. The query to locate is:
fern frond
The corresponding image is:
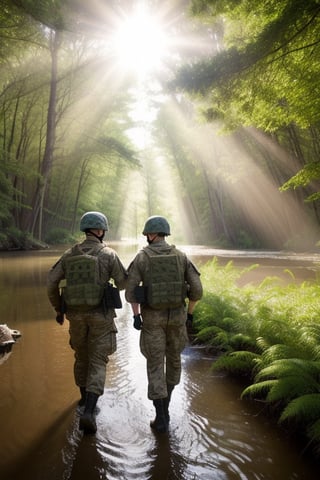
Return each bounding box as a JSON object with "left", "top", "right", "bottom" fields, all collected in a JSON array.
[
  {"left": 258, "top": 318, "right": 299, "bottom": 346},
  {"left": 283, "top": 269, "right": 295, "bottom": 281},
  {"left": 196, "top": 325, "right": 227, "bottom": 343},
  {"left": 229, "top": 333, "right": 257, "bottom": 352},
  {"left": 262, "top": 343, "right": 312, "bottom": 363},
  {"left": 212, "top": 350, "right": 258, "bottom": 376},
  {"left": 256, "top": 336, "right": 271, "bottom": 352},
  {"left": 266, "top": 375, "right": 320, "bottom": 403},
  {"left": 241, "top": 379, "right": 277, "bottom": 399},
  {"left": 280, "top": 394, "right": 320, "bottom": 424},
  {"left": 300, "top": 324, "right": 320, "bottom": 359},
  {"left": 258, "top": 276, "right": 284, "bottom": 288},
  {"left": 255, "top": 359, "right": 320, "bottom": 382}
]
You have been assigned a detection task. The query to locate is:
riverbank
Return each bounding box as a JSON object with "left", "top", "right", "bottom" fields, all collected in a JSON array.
[
  {"left": 194, "top": 257, "right": 320, "bottom": 460},
  {"left": 1, "top": 246, "right": 320, "bottom": 478},
  {"left": 0, "top": 232, "right": 49, "bottom": 251}
]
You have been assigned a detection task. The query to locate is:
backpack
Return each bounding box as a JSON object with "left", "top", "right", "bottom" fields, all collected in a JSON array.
[
  {"left": 143, "top": 247, "right": 187, "bottom": 309},
  {"left": 62, "top": 244, "right": 105, "bottom": 311}
]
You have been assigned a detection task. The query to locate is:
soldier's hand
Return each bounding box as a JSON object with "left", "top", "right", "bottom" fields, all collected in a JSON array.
[
  {"left": 133, "top": 314, "right": 143, "bottom": 330},
  {"left": 56, "top": 312, "right": 64, "bottom": 325},
  {"left": 186, "top": 313, "right": 193, "bottom": 333}
]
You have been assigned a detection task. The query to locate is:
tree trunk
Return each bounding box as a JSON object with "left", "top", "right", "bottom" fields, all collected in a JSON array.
[{"left": 29, "top": 29, "right": 60, "bottom": 240}]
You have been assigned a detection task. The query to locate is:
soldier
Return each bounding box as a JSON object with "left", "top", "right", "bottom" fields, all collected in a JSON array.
[
  {"left": 125, "top": 215, "right": 203, "bottom": 433},
  {"left": 47, "top": 211, "right": 127, "bottom": 435}
]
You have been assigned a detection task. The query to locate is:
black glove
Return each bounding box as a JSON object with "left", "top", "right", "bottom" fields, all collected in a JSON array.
[
  {"left": 56, "top": 313, "right": 64, "bottom": 325},
  {"left": 133, "top": 314, "right": 143, "bottom": 330},
  {"left": 186, "top": 313, "right": 193, "bottom": 332}
]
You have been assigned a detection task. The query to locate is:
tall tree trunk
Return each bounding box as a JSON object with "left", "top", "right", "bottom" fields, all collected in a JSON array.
[
  {"left": 29, "top": 29, "right": 60, "bottom": 240},
  {"left": 71, "top": 157, "right": 90, "bottom": 234}
]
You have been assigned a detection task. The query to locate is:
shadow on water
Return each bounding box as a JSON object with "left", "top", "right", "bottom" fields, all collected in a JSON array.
[
  {"left": 3, "top": 405, "right": 76, "bottom": 479},
  {"left": 1, "top": 245, "right": 320, "bottom": 479}
]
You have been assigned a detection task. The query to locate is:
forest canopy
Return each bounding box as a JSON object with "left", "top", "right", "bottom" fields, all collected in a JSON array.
[{"left": 0, "top": 0, "right": 320, "bottom": 250}]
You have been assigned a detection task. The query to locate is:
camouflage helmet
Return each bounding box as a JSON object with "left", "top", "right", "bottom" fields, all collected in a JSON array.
[
  {"left": 80, "top": 211, "right": 109, "bottom": 232},
  {"left": 142, "top": 216, "right": 171, "bottom": 236}
]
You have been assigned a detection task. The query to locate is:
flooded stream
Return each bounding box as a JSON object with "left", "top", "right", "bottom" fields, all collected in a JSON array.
[{"left": 0, "top": 244, "right": 320, "bottom": 479}]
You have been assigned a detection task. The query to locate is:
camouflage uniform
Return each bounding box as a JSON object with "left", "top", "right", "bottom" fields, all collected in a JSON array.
[
  {"left": 47, "top": 236, "right": 127, "bottom": 396},
  {"left": 125, "top": 239, "right": 203, "bottom": 400}
]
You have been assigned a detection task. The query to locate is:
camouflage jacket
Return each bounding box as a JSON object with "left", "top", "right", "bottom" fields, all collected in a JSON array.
[
  {"left": 47, "top": 236, "right": 127, "bottom": 312},
  {"left": 125, "top": 240, "right": 203, "bottom": 306}
]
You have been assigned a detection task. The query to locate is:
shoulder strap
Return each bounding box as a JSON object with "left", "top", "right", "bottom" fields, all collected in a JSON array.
[
  {"left": 142, "top": 245, "right": 177, "bottom": 257},
  {"left": 71, "top": 243, "right": 105, "bottom": 257}
]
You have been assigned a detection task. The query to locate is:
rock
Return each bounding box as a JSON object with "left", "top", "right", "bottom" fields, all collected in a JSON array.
[{"left": 0, "top": 324, "right": 22, "bottom": 365}]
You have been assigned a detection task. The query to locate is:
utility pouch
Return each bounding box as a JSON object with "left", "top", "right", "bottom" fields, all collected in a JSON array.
[
  {"left": 145, "top": 252, "right": 186, "bottom": 309},
  {"left": 104, "top": 283, "right": 122, "bottom": 309},
  {"left": 134, "top": 285, "right": 148, "bottom": 304}
]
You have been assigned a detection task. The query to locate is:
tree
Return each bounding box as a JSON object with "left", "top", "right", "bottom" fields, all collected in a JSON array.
[
  {"left": 169, "top": 0, "right": 320, "bottom": 244},
  {"left": 0, "top": 0, "right": 140, "bottom": 245}
]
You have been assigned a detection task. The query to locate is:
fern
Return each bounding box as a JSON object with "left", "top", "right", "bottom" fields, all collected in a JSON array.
[
  {"left": 280, "top": 394, "right": 320, "bottom": 424},
  {"left": 255, "top": 359, "right": 320, "bottom": 382},
  {"left": 261, "top": 343, "right": 315, "bottom": 364},
  {"left": 196, "top": 325, "right": 225, "bottom": 342},
  {"left": 266, "top": 375, "right": 320, "bottom": 403},
  {"left": 229, "top": 333, "right": 257, "bottom": 352},
  {"left": 196, "top": 259, "right": 320, "bottom": 453},
  {"left": 241, "top": 379, "right": 277, "bottom": 400},
  {"left": 212, "top": 350, "right": 259, "bottom": 376}
]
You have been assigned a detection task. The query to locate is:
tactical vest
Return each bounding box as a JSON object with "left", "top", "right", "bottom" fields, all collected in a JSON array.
[
  {"left": 143, "top": 247, "right": 186, "bottom": 309},
  {"left": 62, "top": 244, "right": 105, "bottom": 311}
]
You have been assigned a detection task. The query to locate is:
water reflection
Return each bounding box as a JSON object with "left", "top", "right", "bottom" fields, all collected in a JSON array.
[{"left": 0, "top": 246, "right": 319, "bottom": 479}]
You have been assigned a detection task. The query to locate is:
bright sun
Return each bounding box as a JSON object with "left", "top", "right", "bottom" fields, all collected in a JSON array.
[{"left": 111, "top": 6, "right": 168, "bottom": 76}]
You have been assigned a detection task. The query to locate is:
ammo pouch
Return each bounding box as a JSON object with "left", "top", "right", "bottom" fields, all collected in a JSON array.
[
  {"left": 63, "top": 246, "right": 105, "bottom": 311},
  {"left": 134, "top": 285, "right": 147, "bottom": 304},
  {"left": 103, "top": 283, "right": 122, "bottom": 309},
  {"left": 140, "top": 249, "right": 187, "bottom": 309}
]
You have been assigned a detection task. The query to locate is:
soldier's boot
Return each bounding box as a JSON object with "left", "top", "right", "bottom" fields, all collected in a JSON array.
[
  {"left": 150, "top": 399, "right": 168, "bottom": 433},
  {"left": 79, "top": 392, "right": 99, "bottom": 434},
  {"left": 163, "top": 384, "right": 175, "bottom": 423},
  {"left": 78, "top": 386, "right": 87, "bottom": 407}
]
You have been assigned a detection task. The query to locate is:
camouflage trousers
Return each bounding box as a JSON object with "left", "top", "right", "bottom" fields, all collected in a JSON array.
[
  {"left": 67, "top": 309, "right": 117, "bottom": 396},
  {"left": 140, "top": 306, "right": 188, "bottom": 400}
]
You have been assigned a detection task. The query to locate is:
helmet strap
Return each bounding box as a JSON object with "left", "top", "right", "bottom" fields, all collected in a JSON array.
[
  {"left": 147, "top": 234, "right": 158, "bottom": 244},
  {"left": 86, "top": 230, "right": 105, "bottom": 243}
]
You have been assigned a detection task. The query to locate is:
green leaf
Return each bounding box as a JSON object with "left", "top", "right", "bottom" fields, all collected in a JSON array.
[{"left": 280, "top": 394, "right": 320, "bottom": 424}]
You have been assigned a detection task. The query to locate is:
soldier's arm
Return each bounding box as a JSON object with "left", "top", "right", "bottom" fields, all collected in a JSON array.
[
  {"left": 185, "top": 259, "right": 203, "bottom": 303},
  {"left": 47, "top": 259, "right": 64, "bottom": 312},
  {"left": 110, "top": 253, "right": 128, "bottom": 290},
  {"left": 124, "top": 256, "right": 144, "bottom": 305}
]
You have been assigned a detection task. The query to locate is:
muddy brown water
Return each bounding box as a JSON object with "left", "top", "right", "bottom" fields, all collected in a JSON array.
[{"left": 1, "top": 243, "right": 320, "bottom": 479}]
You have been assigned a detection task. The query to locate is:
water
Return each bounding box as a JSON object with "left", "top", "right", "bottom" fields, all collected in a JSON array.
[{"left": 0, "top": 244, "right": 319, "bottom": 479}]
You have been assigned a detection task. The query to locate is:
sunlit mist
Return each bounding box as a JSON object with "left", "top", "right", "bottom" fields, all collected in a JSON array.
[
  {"left": 53, "top": 2, "right": 319, "bottom": 248},
  {"left": 110, "top": 5, "right": 168, "bottom": 77},
  {"left": 115, "top": 93, "right": 318, "bottom": 248},
  {"left": 164, "top": 101, "right": 318, "bottom": 248}
]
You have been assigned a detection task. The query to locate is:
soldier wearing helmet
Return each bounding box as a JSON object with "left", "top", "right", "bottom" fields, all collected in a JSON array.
[
  {"left": 125, "top": 215, "right": 203, "bottom": 433},
  {"left": 47, "top": 211, "right": 127, "bottom": 435}
]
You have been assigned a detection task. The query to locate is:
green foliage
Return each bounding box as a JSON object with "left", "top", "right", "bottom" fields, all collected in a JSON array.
[
  {"left": 0, "top": 226, "right": 37, "bottom": 250},
  {"left": 212, "top": 350, "right": 260, "bottom": 376},
  {"left": 11, "top": 0, "right": 65, "bottom": 30},
  {"left": 280, "top": 394, "right": 320, "bottom": 424},
  {"left": 182, "top": 0, "right": 320, "bottom": 129},
  {"left": 280, "top": 162, "right": 320, "bottom": 201},
  {"left": 174, "top": 0, "right": 320, "bottom": 212},
  {"left": 195, "top": 258, "right": 320, "bottom": 453},
  {"left": 44, "top": 227, "right": 76, "bottom": 244}
]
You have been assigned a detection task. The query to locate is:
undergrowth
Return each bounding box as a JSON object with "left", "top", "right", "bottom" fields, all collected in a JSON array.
[{"left": 194, "top": 258, "right": 320, "bottom": 457}]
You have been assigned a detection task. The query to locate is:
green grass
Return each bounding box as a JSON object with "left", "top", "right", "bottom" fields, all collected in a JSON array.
[{"left": 194, "top": 258, "right": 320, "bottom": 456}]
